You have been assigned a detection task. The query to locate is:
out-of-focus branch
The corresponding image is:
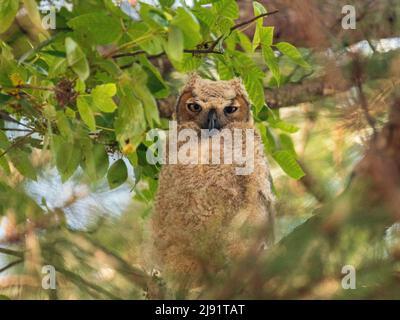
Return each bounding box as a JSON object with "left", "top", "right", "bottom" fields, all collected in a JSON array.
[
  {"left": 54, "top": 263, "right": 120, "bottom": 300},
  {"left": 0, "top": 247, "right": 24, "bottom": 258}
]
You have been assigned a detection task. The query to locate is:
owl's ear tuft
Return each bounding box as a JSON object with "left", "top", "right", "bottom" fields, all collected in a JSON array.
[
  {"left": 230, "top": 77, "right": 250, "bottom": 106},
  {"left": 184, "top": 72, "right": 201, "bottom": 91},
  {"left": 229, "top": 77, "right": 245, "bottom": 94},
  {"left": 175, "top": 74, "right": 200, "bottom": 121}
]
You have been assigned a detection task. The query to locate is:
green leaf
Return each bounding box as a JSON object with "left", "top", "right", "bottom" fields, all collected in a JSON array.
[
  {"left": 262, "top": 45, "right": 280, "bottom": 85},
  {"left": 279, "top": 133, "right": 296, "bottom": 155},
  {"left": 93, "top": 144, "right": 109, "bottom": 181},
  {"left": 140, "top": 3, "right": 169, "bottom": 28},
  {"left": 127, "top": 22, "right": 164, "bottom": 55},
  {"left": 68, "top": 12, "right": 121, "bottom": 45},
  {"left": 192, "top": 6, "right": 216, "bottom": 30},
  {"left": 116, "top": 77, "right": 147, "bottom": 148},
  {"left": 272, "top": 150, "right": 305, "bottom": 179},
  {"left": 92, "top": 84, "right": 117, "bottom": 113},
  {"left": 56, "top": 111, "right": 73, "bottom": 140},
  {"left": 171, "top": 7, "right": 201, "bottom": 48},
  {"left": 65, "top": 37, "right": 90, "bottom": 81},
  {"left": 77, "top": 96, "right": 96, "bottom": 131},
  {"left": 213, "top": 0, "right": 239, "bottom": 20},
  {"left": 237, "top": 31, "right": 252, "bottom": 52},
  {"left": 0, "top": 130, "right": 10, "bottom": 149},
  {"left": 139, "top": 56, "right": 170, "bottom": 99},
  {"left": 80, "top": 140, "right": 109, "bottom": 181},
  {"left": 53, "top": 136, "right": 81, "bottom": 182},
  {"left": 160, "top": 0, "right": 175, "bottom": 7},
  {"left": 275, "top": 42, "right": 310, "bottom": 68},
  {"left": 232, "top": 51, "right": 264, "bottom": 78},
  {"left": 0, "top": 152, "right": 10, "bottom": 174},
  {"left": 252, "top": 1, "right": 267, "bottom": 51},
  {"left": 269, "top": 119, "right": 299, "bottom": 133},
  {"left": 178, "top": 54, "right": 203, "bottom": 72},
  {"left": 129, "top": 72, "right": 160, "bottom": 127},
  {"left": 0, "top": 0, "right": 19, "bottom": 34},
  {"left": 260, "top": 26, "right": 274, "bottom": 46},
  {"left": 253, "top": 1, "right": 267, "bottom": 16},
  {"left": 107, "top": 159, "right": 128, "bottom": 189},
  {"left": 166, "top": 25, "right": 184, "bottom": 62},
  {"left": 8, "top": 149, "right": 37, "bottom": 180},
  {"left": 243, "top": 73, "right": 265, "bottom": 112},
  {"left": 217, "top": 57, "right": 235, "bottom": 80}
]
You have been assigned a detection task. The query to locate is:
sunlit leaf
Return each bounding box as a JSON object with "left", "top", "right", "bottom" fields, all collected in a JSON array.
[
  {"left": 166, "top": 25, "right": 184, "bottom": 62},
  {"left": 275, "top": 42, "right": 310, "bottom": 69},
  {"left": 0, "top": 0, "right": 19, "bottom": 34},
  {"left": 272, "top": 150, "right": 305, "bottom": 179},
  {"left": 262, "top": 45, "right": 280, "bottom": 84},
  {"left": 92, "top": 83, "right": 117, "bottom": 113}
]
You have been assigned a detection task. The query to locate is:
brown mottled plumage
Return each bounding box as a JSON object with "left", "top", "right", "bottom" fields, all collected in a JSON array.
[{"left": 151, "top": 74, "right": 274, "bottom": 292}]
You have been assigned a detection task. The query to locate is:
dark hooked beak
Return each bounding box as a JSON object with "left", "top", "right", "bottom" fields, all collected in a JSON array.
[{"left": 206, "top": 109, "right": 221, "bottom": 131}]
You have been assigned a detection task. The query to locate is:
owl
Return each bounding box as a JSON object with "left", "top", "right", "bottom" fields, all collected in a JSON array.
[{"left": 151, "top": 74, "right": 275, "bottom": 294}]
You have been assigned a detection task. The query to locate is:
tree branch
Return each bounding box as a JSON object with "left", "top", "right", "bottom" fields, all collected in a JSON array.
[
  {"left": 112, "top": 10, "right": 279, "bottom": 60},
  {"left": 230, "top": 10, "right": 279, "bottom": 33},
  {"left": 0, "top": 247, "right": 24, "bottom": 258}
]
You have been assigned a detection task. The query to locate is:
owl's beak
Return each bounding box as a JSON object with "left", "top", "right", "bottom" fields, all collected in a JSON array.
[{"left": 206, "top": 109, "right": 221, "bottom": 131}]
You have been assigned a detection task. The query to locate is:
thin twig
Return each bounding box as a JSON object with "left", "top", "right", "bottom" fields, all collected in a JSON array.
[
  {"left": 230, "top": 10, "right": 279, "bottom": 33},
  {"left": 0, "top": 112, "right": 35, "bottom": 130},
  {"left": 55, "top": 264, "right": 121, "bottom": 300},
  {"left": 112, "top": 50, "right": 147, "bottom": 59},
  {"left": 0, "top": 84, "right": 55, "bottom": 91},
  {"left": 0, "top": 128, "right": 34, "bottom": 132}
]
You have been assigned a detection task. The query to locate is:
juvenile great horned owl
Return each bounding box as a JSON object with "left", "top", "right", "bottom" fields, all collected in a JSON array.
[{"left": 152, "top": 74, "right": 274, "bottom": 291}]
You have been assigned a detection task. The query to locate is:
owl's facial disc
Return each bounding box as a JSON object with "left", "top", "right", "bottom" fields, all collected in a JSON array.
[{"left": 176, "top": 77, "right": 250, "bottom": 130}]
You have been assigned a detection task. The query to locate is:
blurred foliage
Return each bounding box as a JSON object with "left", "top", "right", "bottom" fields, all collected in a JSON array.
[{"left": 0, "top": 0, "right": 399, "bottom": 299}]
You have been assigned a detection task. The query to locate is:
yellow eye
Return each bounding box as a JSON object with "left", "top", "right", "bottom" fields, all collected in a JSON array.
[
  {"left": 187, "top": 103, "right": 202, "bottom": 113},
  {"left": 224, "top": 106, "right": 238, "bottom": 114}
]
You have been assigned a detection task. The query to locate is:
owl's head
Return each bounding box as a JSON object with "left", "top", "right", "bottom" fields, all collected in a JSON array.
[{"left": 175, "top": 74, "right": 251, "bottom": 131}]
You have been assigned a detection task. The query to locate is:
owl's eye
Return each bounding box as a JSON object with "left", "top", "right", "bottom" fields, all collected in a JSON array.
[
  {"left": 224, "top": 106, "right": 238, "bottom": 114},
  {"left": 187, "top": 103, "right": 202, "bottom": 113}
]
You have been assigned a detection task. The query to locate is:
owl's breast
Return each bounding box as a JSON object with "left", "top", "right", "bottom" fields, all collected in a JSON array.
[{"left": 155, "top": 162, "right": 247, "bottom": 231}]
